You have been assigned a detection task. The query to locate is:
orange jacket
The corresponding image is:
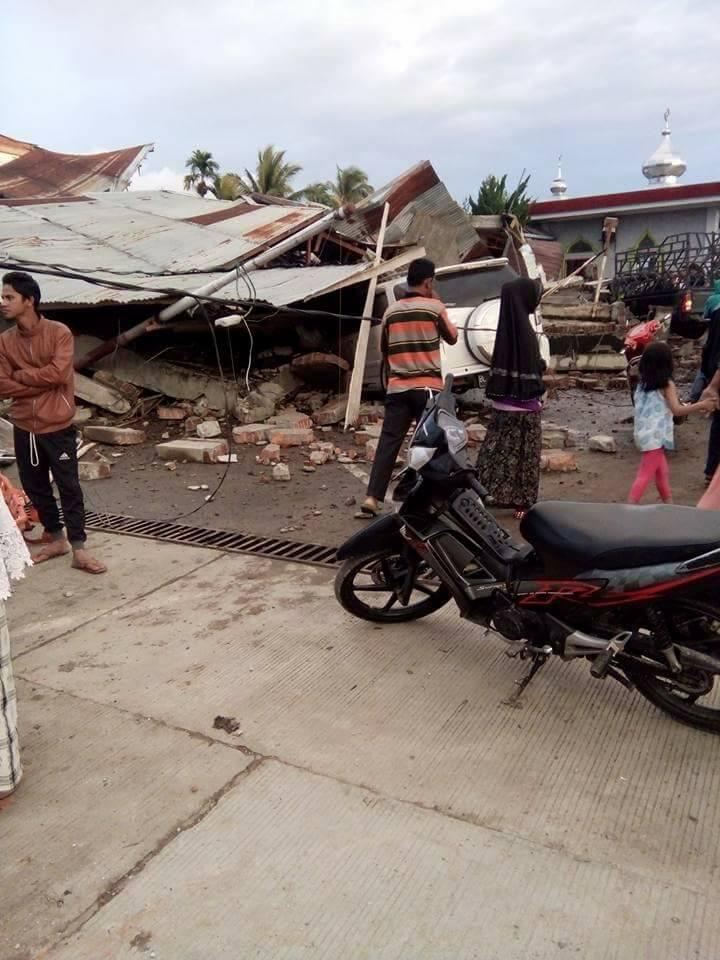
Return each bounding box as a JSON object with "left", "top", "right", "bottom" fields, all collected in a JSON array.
[{"left": 0, "top": 317, "right": 76, "bottom": 434}]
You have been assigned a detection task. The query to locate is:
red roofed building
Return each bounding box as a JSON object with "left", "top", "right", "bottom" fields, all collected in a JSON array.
[{"left": 529, "top": 114, "right": 720, "bottom": 279}]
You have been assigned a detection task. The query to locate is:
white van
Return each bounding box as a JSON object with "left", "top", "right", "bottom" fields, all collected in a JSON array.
[{"left": 363, "top": 258, "right": 550, "bottom": 392}]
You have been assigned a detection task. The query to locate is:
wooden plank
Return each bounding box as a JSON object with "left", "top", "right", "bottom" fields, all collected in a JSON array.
[{"left": 344, "top": 203, "right": 390, "bottom": 429}]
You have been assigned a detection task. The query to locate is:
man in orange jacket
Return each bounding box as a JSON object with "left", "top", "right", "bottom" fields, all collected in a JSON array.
[{"left": 0, "top": 272, "right": 105, "bottom": 574}]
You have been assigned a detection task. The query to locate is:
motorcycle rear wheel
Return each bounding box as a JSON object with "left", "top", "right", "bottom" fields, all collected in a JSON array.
[
  {"left": 622, "top": 599, "right": 720, "bottom": 733},
  {"left": 335, "top": 549, "right": 451, "bottom": 623}
]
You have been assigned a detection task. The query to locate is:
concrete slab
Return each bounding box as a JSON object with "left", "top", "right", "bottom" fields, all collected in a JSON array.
[
  {"left": 17, "top": 543, "right": 720, "bottom": 901},
  {"left": 45, "top": 760, "right": 720, "bottom": 960},
  {"left": 9, "top": 536, "right": 219, "bottom": 656},
  {"left": 0, "top": 680, "right": 251, "bottom": 959}
]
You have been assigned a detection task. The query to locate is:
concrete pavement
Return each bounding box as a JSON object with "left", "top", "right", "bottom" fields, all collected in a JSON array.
[{"left": 1, "top": 532, "right": 719, "bottom": 959}]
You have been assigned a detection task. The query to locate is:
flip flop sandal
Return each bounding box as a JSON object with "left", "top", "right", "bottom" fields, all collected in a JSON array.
[{"left": 354, "top": 505, "right": 381, "bottom": 520}]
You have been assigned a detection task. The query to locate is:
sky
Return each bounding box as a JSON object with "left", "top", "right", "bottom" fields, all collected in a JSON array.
[{"left": 3, "top": 0, "right": 717, "bottom": 202}]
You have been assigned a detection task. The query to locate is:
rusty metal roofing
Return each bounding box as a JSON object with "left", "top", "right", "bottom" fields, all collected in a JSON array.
[
  {"left": 0, "top": 142, "right": 154, "bottom": 199},
  {"left": 338, "top": 161, "right": 477, "bottom": 263},
  {"left": 0, "top": 134, "right": 37, "bottom": 163},
  {"left": 0, "top": 193, "right": 372, "bottom": 309}
]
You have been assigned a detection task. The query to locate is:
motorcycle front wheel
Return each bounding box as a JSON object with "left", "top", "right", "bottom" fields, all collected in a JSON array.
[
  {"left": 335, "top": 549, "right": 451, "bottom": 623},
  {"left": 622, "top": 599, "right": 720, "bottom": 734}
]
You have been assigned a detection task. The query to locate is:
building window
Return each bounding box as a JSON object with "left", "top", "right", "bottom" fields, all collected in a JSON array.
[
  {"left": 563, "top": 238, "right": 596, "bottom": 279},
  {"left": 636, "top": 231, "right": 656, "bottom": 250},
  {"left": 633, "top": 231, "right": 658, "bottom": 272}
]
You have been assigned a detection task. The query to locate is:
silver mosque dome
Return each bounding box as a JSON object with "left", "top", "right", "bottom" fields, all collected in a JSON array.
[{"left": 643, "top": 109, "right": 687, "bottom": 186}]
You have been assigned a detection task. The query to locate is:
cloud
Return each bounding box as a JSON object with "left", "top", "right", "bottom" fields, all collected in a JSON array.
[
  {"left": 3, "top": 0, "right": 717, "bottom": 201},
  {"left": 129, "top": 166, "right": 188, "bottom": 193}
]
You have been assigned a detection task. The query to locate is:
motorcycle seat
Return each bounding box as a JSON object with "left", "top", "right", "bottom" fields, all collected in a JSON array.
[{"left": 520, "top": 501, "right": 720, "bottom": 575}]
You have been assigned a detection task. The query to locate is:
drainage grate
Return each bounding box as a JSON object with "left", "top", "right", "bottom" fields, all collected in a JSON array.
[{"left": 84, "top": 511, "right": 339, "bottom": 568}]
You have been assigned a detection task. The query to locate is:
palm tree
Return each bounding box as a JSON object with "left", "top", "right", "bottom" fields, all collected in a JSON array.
[
  {"left": 465, "top": 172, "right": 534, "bottom": 225},
  {"left": 329, "top": 165, "right": 374, "bottom": 207},
  {"left": 213, "top": 172, "right": 244, "bottom": 201},
  {"left": 296, "top": 166, "right": 374, "bottom": 208},
  {"left": 239, "top": 145, "right": 302, "bottom": 198},
  {"left": 184, "top": 149, "right": 220, "bottom": 197},
  {"left": 296, "top": 181, "right": 334, "bottom": 207}
]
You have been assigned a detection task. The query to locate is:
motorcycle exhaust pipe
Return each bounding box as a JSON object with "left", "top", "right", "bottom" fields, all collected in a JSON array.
[{"left": 563, "top": 630, "right": 612, "bottom": 660}]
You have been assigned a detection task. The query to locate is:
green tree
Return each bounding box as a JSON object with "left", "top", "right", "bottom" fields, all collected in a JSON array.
[
  {"left": 297, "top": 165, "right": 374, "bottom": 208},
  {"left": 239, "top": 145, "right": 303, "bottom": 198},
  {"left": 213, "top": 172, "right": 245, "bottom": 201},
  {"left": 183, "top": 149, "right": 220, "bottom": 197},
  {"left": 465, "top": 172, "right": 534, "bottom": 225}
]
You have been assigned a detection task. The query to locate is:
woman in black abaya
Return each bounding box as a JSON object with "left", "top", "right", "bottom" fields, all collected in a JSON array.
[{"left": 477, "top": 277, "right": 545, "bottom": 517}]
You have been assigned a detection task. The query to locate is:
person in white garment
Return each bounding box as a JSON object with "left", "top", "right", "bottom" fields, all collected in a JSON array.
[{"left": 0, "top": 491, "right": 32, "bottom": 799}]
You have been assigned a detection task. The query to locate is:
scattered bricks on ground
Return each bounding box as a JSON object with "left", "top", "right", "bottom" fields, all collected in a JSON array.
[
  {"left": 78, "top": 460, "right": 112, "bottom": 480},
  {"left": 269, "top": 428, "right": 315, "bottom": 448},
  {"left": 257, "top": 443, "right": 281, "bottom": 465},
  {"left": 157, "top": 405, "right": 188, "bottom": 421},
  {"left": 82, "top": 425, "right": 147, "bottom": 445},
  {"left": 269, "top": 410, "right": 314, "bottom": 430},
  {"left": 541, "top": 450, "right": 578, "bottom": 473},
  {"left": 233, "top": 424, "right": 269, "bottom": 444},
  {"left": 155, "top": 438, "right": 229, "bottom": 463},
  {"left": 272, "top": 462, "right": 291, "bottom": 481},
  {"left": 196, "top": 419, "right": 222, "bottom": 439},
  {"left": 589, "top": 434, "right": 617, "bottom": 454},
  {"left": 365, "top": 438, "right": 379, "bottom": 462}
]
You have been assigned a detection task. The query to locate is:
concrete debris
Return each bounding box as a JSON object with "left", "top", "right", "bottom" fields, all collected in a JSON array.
[
  {"left": 233, "top": 424, "right": 269, "bottom": 444},
  {"left": 542, "top": 428, "right": 569, "bottom": 450},
  {"left": 255, "top": 381, "right": 288, "bottom": 403},
  {"left": 75, "top": 336, "right": 238, "bottom": 413},
  {"left": 309, "top": 450, "right": 329, "bottom": 466},
  {"left": 164, "top": 461, "right": 177, "bottom": 471},
  {"left": 589, "top": 434, "right": 618, "bottom": 454},
  {"left": 574, "top": 377, "right": 603, "bottom": 391},
  {"left": 234, "top": 394, "right": 276, "bottom": 425},
  {"left": 542, "top": 304, "right": 613, "bottom": 321},
  {"left": 74, "top": 372, "right": 131, "bottom": 416},
  {"left": 155, "top": 438, "right": 229, "bottom": 463},
  {"left": 272, "top": 462, "right": 291, "bottom": 482},
  {"left": 217, "top": 453, "right": 238, "bottom": 463},
  {"left": 313, "top": 395, "right": 348, "bottom": 426},
  {"left": 78, "top": 460, "right": 111, "bottom": 480},
  {"left": 82, "top": 426, "right": 147, "bottom": 446},
  {"left": 543, "top": 373, "right": 574, "bottom": 391},
  {"left": 196, "top": 419, "right": 222, "bottom": 439},
  {"left": 291, "top": 352, "right": 350, "bottom": 386},
  {"left": 93, "top": 370, "right": 142, "bottom": 403},
  {"left": 541, "top": 450, "right": 578, "bottom": 473},
  {"left": 72, "top": 406, "right": 93, "bottom": 425},
  {"left": 184, "top": 416, "right": 203, "bottom": 435},
  {"left": 555, "top": 355, "right": 627, "bottom": 373},
  {"left": 268, "top": 428, "right": 315, "bottom": 448}
]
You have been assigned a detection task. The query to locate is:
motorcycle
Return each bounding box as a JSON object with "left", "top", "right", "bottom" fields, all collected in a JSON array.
[{"left": 335, "top": 377, "right": 720, "bottom": 732}]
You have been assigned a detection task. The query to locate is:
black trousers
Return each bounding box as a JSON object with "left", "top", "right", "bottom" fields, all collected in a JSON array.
[
  {"left": 14, "top": 426, "right": 86, "bottom": 547},
  {"left": 366, "top": 389, "right": 431, "bottom": 501},
  {"left": 706, "top": 411, "right": 720, "bottom": 480}
]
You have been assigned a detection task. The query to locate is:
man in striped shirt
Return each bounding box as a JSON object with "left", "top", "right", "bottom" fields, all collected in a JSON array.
[{"left": 358, "top": 258, "right": 458, "bottom": 517}]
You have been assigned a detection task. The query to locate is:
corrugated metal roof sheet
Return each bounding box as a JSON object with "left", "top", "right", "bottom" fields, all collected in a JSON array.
[
  {"left": 0, "top": 143, "right": 153, "bottom": 199},
  {"left": 0, "top": 193, "right": 372, "bottom": 309}
]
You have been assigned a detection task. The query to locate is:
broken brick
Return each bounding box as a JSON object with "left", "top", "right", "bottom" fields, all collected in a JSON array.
[
  {"left": 257, "top": 443, "right": 281, "bottom": 464},
  {"left": 82, "top": 426, "right": 146, "bottom": 446},
  {"left": 232, "top": 424, "right": 269, "bottom": 444},
  {"left": 78, "top": 460, "right": 111, "bottom": 480},
  {"left": 269, "top": 428, "right": 315, "bottom": 448},
  {"left": 155, "top": 438, "right": 229, "bottom": 463},
  {"left": 157, "top": 405, "right": 188, "bottom": 421},
  {"left": 541, "top": 450, "right": 578, "bottom": 473}
]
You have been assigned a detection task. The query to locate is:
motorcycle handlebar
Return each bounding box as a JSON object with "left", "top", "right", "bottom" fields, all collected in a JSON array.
[{"left": 469, "top": 475, "right": 489, "bottom": 500}]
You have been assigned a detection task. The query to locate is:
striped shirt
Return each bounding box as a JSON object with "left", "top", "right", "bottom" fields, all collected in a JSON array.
[{"left": 382, "top": 296, "right": 458, "bottom": 392}]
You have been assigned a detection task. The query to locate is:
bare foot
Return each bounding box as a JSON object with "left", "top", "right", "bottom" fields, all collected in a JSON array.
[
  {"left": 71, "top": 548, "right": 106, "bottom": 575},
  {"left": 31, "top": 539, "right": 70, "bottom": 563}
]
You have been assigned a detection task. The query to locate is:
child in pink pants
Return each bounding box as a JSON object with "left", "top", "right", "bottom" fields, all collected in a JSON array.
[{"left": 629, "top": 342, "right": 714, "bottom": 504}]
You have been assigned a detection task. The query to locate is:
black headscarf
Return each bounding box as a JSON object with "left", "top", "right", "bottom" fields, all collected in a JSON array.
[{"left": 485, "top": 277, "right": 544, "bottom": 402}]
